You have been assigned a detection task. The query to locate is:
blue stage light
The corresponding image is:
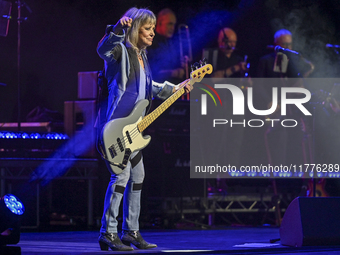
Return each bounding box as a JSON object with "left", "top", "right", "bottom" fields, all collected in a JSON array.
[
  {"left": 5, "top": 132, "right": 14, "bottom": 139},
  {"left": 296, "top": 172, "right": 304, "bottom": 178},
  {"left": 230, "top": 171, "right": 245, "bottom": 177},
  {"left": 21, "top": 133, "right": 29, "bottom": 139},
  {"left": 4, "top": 195, "right": 25, "bottom": 216},
  {"left": 329, "top": 173, "right": 340, "bottom": 178},
  {"left": 30, "top": 133, "right": 41, "bottom": 139},
  {"left": 247, "top": 172, "right": 257, "bottom": 177},
  {"left": 0, "top": 131, "right": 69, "bottom": 140},
  {"left": 0, "top": 194, "right": 25, "bottom": 245}
]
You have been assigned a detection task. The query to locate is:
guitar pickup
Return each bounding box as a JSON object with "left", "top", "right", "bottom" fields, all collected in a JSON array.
[
  {"left": 108, "top": 145, "right": 117, "bottom": 159},
  {"left": 117, "top": 138, "right": 124, "bottom": 152},
  {"left": 126, "top": 131, "right": 132, "bottom": 144}
]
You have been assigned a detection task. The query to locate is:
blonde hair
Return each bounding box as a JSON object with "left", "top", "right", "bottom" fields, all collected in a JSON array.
[{"left": 123, "top": 7, "right": 156, "bottom": 52}]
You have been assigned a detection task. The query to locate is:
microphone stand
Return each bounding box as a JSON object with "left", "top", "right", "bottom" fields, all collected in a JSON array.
[{"left": 16, "top": 0, "right": 31, "bottom": 131}]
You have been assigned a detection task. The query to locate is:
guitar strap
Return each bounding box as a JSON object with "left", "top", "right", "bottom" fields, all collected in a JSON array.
[
  {"left": 130, "top": 151, "right": 142, "bottom": 169},
  {"left": 142, "top": 51, "right": 153, "bottom": 115}
]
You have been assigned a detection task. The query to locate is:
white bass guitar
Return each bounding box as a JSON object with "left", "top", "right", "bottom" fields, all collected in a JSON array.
[{"left": 100, "top": 63, "right": 212, "bottom": 174}]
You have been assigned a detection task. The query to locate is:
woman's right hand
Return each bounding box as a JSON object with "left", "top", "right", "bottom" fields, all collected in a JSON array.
[{"left": 114, "top": 16, "right": 133, "bottom": 34}]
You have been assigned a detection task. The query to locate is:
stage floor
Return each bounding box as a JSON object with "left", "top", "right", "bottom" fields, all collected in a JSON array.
[{"left": 3, "top": 227, "right": 340, "bottom": 254}]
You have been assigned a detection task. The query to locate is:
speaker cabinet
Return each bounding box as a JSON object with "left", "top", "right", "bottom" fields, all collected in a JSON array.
[{"left": 280, "top": 197, "right": 340, "bottom": 247}]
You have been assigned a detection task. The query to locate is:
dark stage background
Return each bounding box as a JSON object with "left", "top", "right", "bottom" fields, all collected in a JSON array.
[
  {"left": 1, "top": 0, "right": 340, "bottom": 229},
  {"left": 1, "top": 0, "right": 340, "bottom": 122}
]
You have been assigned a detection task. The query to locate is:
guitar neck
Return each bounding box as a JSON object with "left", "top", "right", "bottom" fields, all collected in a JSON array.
[
  {"left": 138, "top": 86, "right": 186, "bottom": 132},
  {"left": 137, "top": 62, "right": 213, "bottom": 132}
]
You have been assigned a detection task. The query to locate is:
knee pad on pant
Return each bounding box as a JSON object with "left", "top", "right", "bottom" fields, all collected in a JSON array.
[
  {"left": 125, "top": 182, "right": 143, "bottom": 194},
  {"left": 132, "top": 182, "right": 143, "bottom": 191},
  {"left": 114, "top": 185, "right": 126, "bottom": 195}
]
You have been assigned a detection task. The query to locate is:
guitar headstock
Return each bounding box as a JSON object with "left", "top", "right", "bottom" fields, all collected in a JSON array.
[{"left": 190, "top": 59, "right": 213, "bottom": 84}]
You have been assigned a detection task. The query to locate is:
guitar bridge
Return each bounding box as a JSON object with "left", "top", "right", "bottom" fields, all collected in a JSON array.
[{"left": 108, "top": 145, "right": 117, "bottom": 159}]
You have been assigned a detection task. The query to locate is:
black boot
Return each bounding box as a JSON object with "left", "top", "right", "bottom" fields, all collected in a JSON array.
[
  {"left": 121, "top": 230, "right": 157, "bottom": 249},
  {"left": 98, "top": 233, "right": 134, "bottom": 251}
]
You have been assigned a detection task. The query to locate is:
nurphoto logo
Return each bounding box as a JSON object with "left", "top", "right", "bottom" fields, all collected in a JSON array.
[{"left": 200, "top": 84, "right": 312, "bottom": 128}]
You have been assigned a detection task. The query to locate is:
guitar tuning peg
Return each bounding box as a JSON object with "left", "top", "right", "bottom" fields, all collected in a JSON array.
[
  {"left": 194, "top": 62, "right": 200, "bottom": 69},
  {"left": 202, "top": 58, "right": 207, "bottom": 65},
  {"left": 199, "top": 60, "right": 203, "bottom": 66},
  {"left": 191, "top": 65, "right": 194, "bottom": 72}
]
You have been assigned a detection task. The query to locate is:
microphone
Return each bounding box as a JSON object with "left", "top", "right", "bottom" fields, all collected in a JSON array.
[
  {"left": 275, "top": 45, "right": 300, "bottom": 56},
  {"left": 326, "top": 44, "right": 340, "bottom": 48},
  {"left": 219, "top": 45, "right": 235, "bottom": 50}
]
